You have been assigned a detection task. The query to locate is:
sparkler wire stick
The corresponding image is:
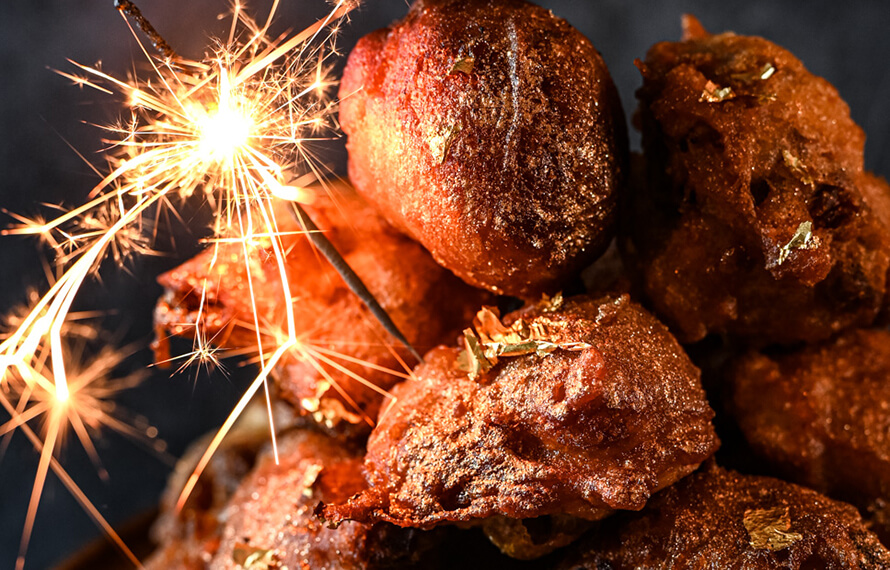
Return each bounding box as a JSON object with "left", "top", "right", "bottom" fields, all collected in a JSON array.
[
  {"left": 106, "top": 0, "right": 424, "bottom": 510},
  {"left": 1, "top": 4, "right": 438, "bottom": 564},
  {"left": 114, "top": 0, "right": 176, "bottom": 60},
  {"left": 289, "top": 202, "right": 424, "bottom": 363}
]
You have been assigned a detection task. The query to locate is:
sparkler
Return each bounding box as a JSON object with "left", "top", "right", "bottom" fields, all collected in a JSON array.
[
  {"left": 0, "top": 306, "right": 151, "bottom": 570},
  {"left": 1, "top": 0, "right": 421, "bottom": 566}
]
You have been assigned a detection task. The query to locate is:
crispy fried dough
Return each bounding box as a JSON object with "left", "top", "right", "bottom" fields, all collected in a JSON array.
[
  {"left": 556, "top": 464, "right": 890, "bottom": 569},
  {"left": 731, "top": 328, "right": 890, "bottom": 541},
  {"left": 322, "top": 295, "right": 718, "bottom": 536},
  {"left": 624, "top": 16, "right": 890, "bottom": 344},
  {"left": 155, "top": 185, "right": 489, "bottom": 427},
  {"left": 206, "top": 430, "right": 434, "bottom": 570},
  {"left": 340, "top": 0, "right": 627, "bottom": 298}
]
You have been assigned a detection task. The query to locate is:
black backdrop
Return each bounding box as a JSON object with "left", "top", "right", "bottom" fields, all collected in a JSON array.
[{"left": 1, "top": 1, "right": 888, "bottom": 568}]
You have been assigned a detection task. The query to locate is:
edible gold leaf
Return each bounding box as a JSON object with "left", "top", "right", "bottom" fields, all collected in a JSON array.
[
  {"left": 489, "top": 341, "right": 540, "bottom": 359},
  {"left": 449, "top": 57, "right": 475, "bottom": 75},
  {"left": 461, "top": 328, "right": 493, "bottom": 379},
  {"left": 533, "top": 341, "right": 559, "bottom": 357},
  {"left": 311, "top": 397, "right": 363, "bottom": 428},
  {"left": 561, "top": 341, "right": 593, "bottom": 352},
  {"left": 456, "top": 348, "right": 470, "bottom": 372},
  {"left": 539, "top": 292, "right": 564, "bottom": 313},
  {"left": 475, "top": 306, "right": 526, "bottom": 345},
  {"left": 233, "top": 544, "right": 278, "bottom": 569},
  {"left": 731, "top": 62, "right": 776, "bottom": 83},
  {"left": 759, "top": 63, "right": 777, "bottom": 80},
  {"left": 429, "top": 123, "right": 461, "bottom": 164},
  {"left": 777, "top": 221, "right": 820, "bottom": 265},
  {"left": 300, "top": 397, "right": 320, "bottom": 413},
  {"left": 700, "top": 80, "right": 735, "bottom": 103},
  {"left": 782, "top": 150, "right": 814, "bottom": 186},
  {"left": 457, "top": 304, "right": 594, "bottom": 378},
  {"left": 301, "top": 463, "right": 324, "bottom": 499},
  {"left": 743, "top": 507, "right": 803, "bottom": 551}
]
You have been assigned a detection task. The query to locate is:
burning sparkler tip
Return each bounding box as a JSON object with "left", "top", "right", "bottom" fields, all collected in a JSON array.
[{"left": 55, "top": 384, "right": 71, "bottom": 404}]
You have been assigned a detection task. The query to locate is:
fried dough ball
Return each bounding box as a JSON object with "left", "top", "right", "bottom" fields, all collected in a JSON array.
[
  {"left": 624, "top": 16, "right": 890, "bottom": 345},
  {"left": 322, "top": 295, "right": 718, "bottom": 545},
  {"left": 155, "top": 184, "right": 490, "bottom": 427},
  {"left": 556, "top": 463, "right": 890, "bottom": 569},
  {"left": 730, "top": 328, "right": 890, "bottom": 541},
  {"left": 144, "top": 409, "right": 523, "bottom": 569},
  {"left": 145, "top": 402, "right": 274, "bottom": 569},
  {"left": 340, "top": 0, "right": 628, "bottom": 298},
  {"left": 204, "top": 429, "right": 434, "bottom": 570}
]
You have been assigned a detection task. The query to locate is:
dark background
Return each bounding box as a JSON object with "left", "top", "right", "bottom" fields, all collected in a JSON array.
[{"left": 0, "top": 1, "right": 888, "bottom": 568}]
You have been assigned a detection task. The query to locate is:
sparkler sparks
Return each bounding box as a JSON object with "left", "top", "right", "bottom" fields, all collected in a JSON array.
[
  {"left": 0, "top": 313, "right": 153, "bottom": 570},
  {"left": 0, "top": 1, "right": 391, "bottom": 567}
]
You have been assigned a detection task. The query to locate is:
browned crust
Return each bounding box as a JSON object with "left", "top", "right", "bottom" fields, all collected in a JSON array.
[
  {"left": 556, "top": 463, "right": 890, "bottom": 569},
  {"left": 341, "top": 0, "right": 628, "bottom": 298},
  {"left": 623, "top": 17, "right": 890, "bottom": 344},
  {"left": 322, "top": 295, "right": 718, "bottom": 528}
]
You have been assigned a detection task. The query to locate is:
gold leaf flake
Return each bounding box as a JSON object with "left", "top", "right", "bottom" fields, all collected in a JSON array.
[
  {"left": 561, "top": 341, "right": 593, "bottom": 352},
  {"left": 461, "top": 328, "right": 493, "bottom": 379},
  {"left": 489, "top": 341, "right": 541, "bottom": 359},
  {"left": 299, "top": 378, "right": 331, "bottom": 413},
  {"left": 449, "top": 57, "right": 475, "bottom": 76},
  {"left": 533, "top": 342, "right": 559, "bottom": 356},
  {"left": 232, "top": 544, "right": 278, "bottom": 569},
  {"left": 731, "top": 62, "right": 776, "bottom": 83},
  {"left": 456, "top": 347, "right": 471, "bottom": 372},
  {"left": 743, "top": 507, "right": 803, "bottom": 551},
  {"left": 777, "top": 221, "right": 820, "bottom": 265},
  {"left": 312, "top": 396, "right": 363, "bottom": 427},
  {"left": 700, "top": 80, "right": 735, "bottom": 103},
  {"left": 429, "top": 123, "right": 461, "bottom": 164},
  {"left": 457, "top": 303, "right": 592, "bottom": 379},
  {"left": 475, "top": 306, "right": 524, "bottom": 345},
  {"left": 539, "top": 291, "right": 564, "bottom": 313},
  {"left": 301, "top": 463, "right": 324, "bottom": 499},
  {"left": 759, "top": 63, "right": 777, "bottom": 80},
  {"left": 782, "top": 150, "right": 814, "bottom": 186}
]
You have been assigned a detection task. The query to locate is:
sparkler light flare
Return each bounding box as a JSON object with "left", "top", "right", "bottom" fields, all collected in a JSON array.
[
  {"left": 0, "top": 1, "right": 396, "bottom": 567},
  {"left": 0, "top": 312, "right": 153, "bottom": 570}
]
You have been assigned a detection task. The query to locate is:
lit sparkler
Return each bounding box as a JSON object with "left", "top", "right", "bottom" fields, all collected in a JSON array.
[
  {"left": 2, "top": 0, "right": 353, "bottom": 403},
  {"left": 0, "top": 0, "right": 392, "bottom": 566}
]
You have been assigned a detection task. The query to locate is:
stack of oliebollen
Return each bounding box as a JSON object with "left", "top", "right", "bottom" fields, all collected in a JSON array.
[{"left": 148, "top": 1, "right": 890, "bottom": 568}]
